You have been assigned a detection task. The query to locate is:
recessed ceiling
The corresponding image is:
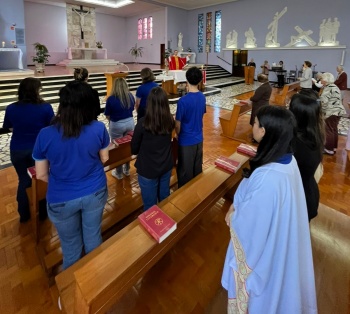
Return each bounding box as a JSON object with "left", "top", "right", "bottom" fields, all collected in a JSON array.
[{"left": 24, "top": 0, "right": 238, "bottom": 17}]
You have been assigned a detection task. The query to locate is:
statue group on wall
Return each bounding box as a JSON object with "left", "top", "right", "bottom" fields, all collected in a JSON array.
[{"left": 224, "top": 5, "right": 342, "bottom": 49}]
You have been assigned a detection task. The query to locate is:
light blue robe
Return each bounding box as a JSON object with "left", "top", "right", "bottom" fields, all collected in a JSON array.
[{"left": 222, "top": 157, "right": 317, "bottom": 314}]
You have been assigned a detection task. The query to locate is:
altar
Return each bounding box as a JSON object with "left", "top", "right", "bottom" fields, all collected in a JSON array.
[
  {"left": 68, "top": 47, "right": 108, "bottom": 60},
  {"left": 179, "top": 52, "right": 196, "bottom": 63},
  {"left": 0, "top": 48, "right": 23, "bottom": 70}
]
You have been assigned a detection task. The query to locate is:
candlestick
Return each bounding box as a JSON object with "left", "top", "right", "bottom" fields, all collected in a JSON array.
[{"left": 1, "top": 41, "right": 5, "bottom": 48}]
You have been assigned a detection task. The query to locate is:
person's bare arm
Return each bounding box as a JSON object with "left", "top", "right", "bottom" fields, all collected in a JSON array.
[
  {"left": 175, "top": 120, "right": 181, "bottom": 135},
  {"left": 99, "top": 147, "right": 109, "bottom": 164},
  {"left": 35, "top": 160, "right": 49, "bottom": 182}
]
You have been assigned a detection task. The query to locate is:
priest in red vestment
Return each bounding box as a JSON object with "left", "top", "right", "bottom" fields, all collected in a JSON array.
[{"left": 168, "top": 50, "right": 190, "bottom": 70}]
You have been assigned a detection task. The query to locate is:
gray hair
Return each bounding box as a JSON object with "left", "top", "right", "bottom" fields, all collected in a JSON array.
[
  {"left": 321, "top": 72, "right": 335, "bottom": 84},
  {"left": 337, "top": 65, "right": 344, "bottom": 71}
]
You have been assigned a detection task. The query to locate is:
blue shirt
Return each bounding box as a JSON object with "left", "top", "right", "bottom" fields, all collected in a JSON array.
[
  {"left": 3, "top": 102, "right": 54, "bottom": 151},
  {"left": 104, "top": 93, "right": 135, "bottom": 122},
  {"left": 175, "top": 92, "right": 206, "bottom": 146},
  {"left": 136, "top": 81, "right": 158, "bottom": 109},
  {"left": 32, "top": 121, "right": 110, "bottom": 203}
]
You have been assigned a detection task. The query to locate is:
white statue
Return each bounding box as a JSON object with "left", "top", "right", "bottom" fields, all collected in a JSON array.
[
  {"left": 285, "top": 26, "right": 316, "bottom": 47},
  {"left": 265, "top": 7, "right": 287, "bottom": 47},
  {"left": 73, "top": 7, "right": 90, "bottom": 32},
  {"left": 318, "top": 17, "right": 340, "bottom": 46},
  {"left": 226, "top": 30, "right": 237, "bottom": 48},
  {"left": 244, "top": 27, "right": 256, "bottom": 48},
  {"left": 178, "top": 32, "right": 183, "bottom": 48}
]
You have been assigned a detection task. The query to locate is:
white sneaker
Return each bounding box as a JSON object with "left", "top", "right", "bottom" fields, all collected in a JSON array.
[
  {"left": 58, "top": 296, "right": 62, "bottom": 310},
  {"left": 111, "top": 169, "right": 123, "bottom": 180}
]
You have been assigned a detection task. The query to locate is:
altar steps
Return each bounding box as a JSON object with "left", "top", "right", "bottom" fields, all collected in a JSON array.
[{"left": 0, "top": 65, "right": 237, "bottom": 110}]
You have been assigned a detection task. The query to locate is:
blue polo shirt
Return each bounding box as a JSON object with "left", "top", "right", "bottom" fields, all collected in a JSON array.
[
  {"left": 3, "top": 102, "right": 54, "bottom": 150},
  {"left": 105, "top": 93, "right": 135, "bottom": 122},
  {"left": 136, "top": 81, "right": 158, "bottom": 110},
  {"left": 32, "top": 120, "right": 110, "bottom": 203},
  {"left": 175, "top": 92, "right": 206, "bottom": 146}
]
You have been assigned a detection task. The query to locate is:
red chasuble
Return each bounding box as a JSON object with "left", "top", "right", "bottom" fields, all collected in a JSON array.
[{"left": 168, "top": 55, "right": 187, "bottom": 70}]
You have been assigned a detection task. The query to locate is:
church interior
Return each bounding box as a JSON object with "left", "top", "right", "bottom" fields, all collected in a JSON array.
[{"left": 0, "top": 0, "right": 350, "bottom": 313}]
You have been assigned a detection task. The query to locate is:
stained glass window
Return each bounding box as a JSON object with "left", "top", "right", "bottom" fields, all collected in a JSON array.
[
  {"left": 143, "top": 17, "right": 148, "bottom": 39},
  {"left": 198, "top": 14, "right": 204, "bottom": 53},
  {"left": 148, "top": 16, "right": 153, "bottom": 39},
  {"left": 206, "top": 12, "right": 212, "bottom": 53},
  {"left": 214, "top": 11, "right": 221, "bottom": 53},
  {"left": 138, "top": 18, "right": 142, "bottom": 40}
]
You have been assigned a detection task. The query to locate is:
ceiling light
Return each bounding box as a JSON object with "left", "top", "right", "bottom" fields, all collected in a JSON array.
[{"left": 78, "top": 0, "right": 135, "bottom": 9}]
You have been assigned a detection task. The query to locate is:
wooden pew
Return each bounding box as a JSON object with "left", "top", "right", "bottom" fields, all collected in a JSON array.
[
  {"left": 27, "top": 139, "right": 178, "bottom": 276},
  {"left": 270, "top": 81, "right": 300, "bottom": 106},
  {"left": 219, "top": 101, "right": 252, "bottom": 142},
  {"left": 55, "top": 152, "right": 249, "bottom": 314}
]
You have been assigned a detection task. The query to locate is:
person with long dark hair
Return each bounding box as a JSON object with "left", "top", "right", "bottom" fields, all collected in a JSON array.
[
  {"left": 290, "top": 93, "right": 325, "bottom": 221},
  {"left": 3, "top": 77, "right": 54, "bottom": 223},
  {"left": 131, "top": 87, "right": 175, "bottom": 210},
  {"left": 105, "top": 77, "right": 135, "bottom": 179},
  {"left": 73, "top": 67, "right": 102, "bottom": 120},
  {"left": 135, "top": 67, "right": 158, "bottom": 121},
  {"left": 32, "top": 81, "right": 110, "bottom": 269},
  {"left": 222, "top": 106, "right": 317, "bottom": 313}
]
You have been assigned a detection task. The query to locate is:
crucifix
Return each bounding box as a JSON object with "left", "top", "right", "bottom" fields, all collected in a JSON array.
[{"left": 73, "top": 5, "right": 90, "bottom": 40}]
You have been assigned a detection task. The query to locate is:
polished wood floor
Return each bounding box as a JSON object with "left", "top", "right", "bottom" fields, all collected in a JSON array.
[{"left": 0, "top": 77, "right": 349, "bottom": 313}]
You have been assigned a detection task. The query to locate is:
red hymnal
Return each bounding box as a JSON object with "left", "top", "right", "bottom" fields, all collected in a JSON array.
[
  {"left": 113, "top": 135, "right": 132, "bottom": 145},
  {"left": 239, "top": 100, "right": 250, "bottom": 105},
  {"left": 215, "top": 156, "right": 241, "bottom": 173},
  {"left": 27, "top": 166, "right": 36, "bottom": 179},
  {"left": 138, "top": 205, "right": 177, "bottom": 243},
  {"left": 237, "top": 143, "right": 257, "bottom": 157}
]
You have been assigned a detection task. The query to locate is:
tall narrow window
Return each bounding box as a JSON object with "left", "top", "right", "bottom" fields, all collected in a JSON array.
[
  {"left": 206, "top": 12, "right": 212, "bottom": 53},
  {"left": 143, "top": 17, "right": 148, "bottom": 39},
  {"left": 214, "top": 11, "right": 221, "bottom": 53},
  {"left": 148, "top": 16, "right": 153, "bottom": 39},
  {"left": 198, "top": 14, "right": 204, "bottom": 53},
  {"left": 138, "top": 18, "right": 143, "bottom": 40}
]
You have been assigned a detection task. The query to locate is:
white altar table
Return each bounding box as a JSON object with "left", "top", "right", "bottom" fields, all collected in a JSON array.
[
  {"left": 0, "top": 48, "right": 23, "bottom": 70},
  {"left": 168, "top": 70, "right": 187, "bottom": 84},
  {"left": 179, "top": 52, "right": 196, "bottom": 63},
  {"left": 68, "top": 48, "right": 107, "bottom": 60}
]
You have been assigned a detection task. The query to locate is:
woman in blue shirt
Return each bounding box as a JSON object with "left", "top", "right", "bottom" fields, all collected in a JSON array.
[
  {"left": 3, "top": 77, "right": 54, "bottom": 223},
  {"left": 33, "top": 81, "right": 110, "bottom": 269},
  {"left": 105, "top": 78, "right": 135, "bottom": 179}
]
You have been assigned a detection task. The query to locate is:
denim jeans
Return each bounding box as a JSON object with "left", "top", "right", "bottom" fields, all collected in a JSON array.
[
  {"left": 138, "top": 170, "right": 172, "bottom": 211},
  {"left": 10, "top": 149, "right": 35, "bottom": 221},
  {"left": 109, "top": 117, "right": 134, "bottom": 175},
  {"left": 47, "top": 186, "right": 108, "bottom": 269}
]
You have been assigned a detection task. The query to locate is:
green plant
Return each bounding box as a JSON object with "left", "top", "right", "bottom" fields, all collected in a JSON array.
[
  {"left": 129, "top": 43, "right": 143, "bottom": 61},
  {"left": 96, "top": 41, "right": 103, "bottom": 48},
  {"left": 32, "top": 42, "right": 50, "bottom": 64}
]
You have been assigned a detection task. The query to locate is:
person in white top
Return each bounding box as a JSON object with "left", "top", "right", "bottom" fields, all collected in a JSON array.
[{"left": 298, "top": 61, "right": 313, "bottom": 89}]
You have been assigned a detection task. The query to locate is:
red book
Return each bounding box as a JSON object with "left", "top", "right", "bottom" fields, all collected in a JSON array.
[
  {"left": 138, "top": 205, "right": 177, "bottom": 243},
  {"left": 27, "top": 166, "right": 36, "bottom": 179},
  {"left": 239, "top": 100, "right": 250, "bottom": 105},
  {"left": 127, "top": 130, "right": 134, "bottom": 137},
  {"left": 237, "top": 143, "right": 257, "bottom": 157},
  {"left": 113, "top": 135, "right": 132, "bottom": 145},
  {"left": 215, "top": 156, "right": 241, "bottom": 173}
]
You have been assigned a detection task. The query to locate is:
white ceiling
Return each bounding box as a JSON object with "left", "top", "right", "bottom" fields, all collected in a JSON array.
[{"left": 24, "top": 0, "right": 239, "bottom": 17}]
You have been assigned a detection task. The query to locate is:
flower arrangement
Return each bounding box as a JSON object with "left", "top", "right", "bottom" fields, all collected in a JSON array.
[
  {"left": 32, "top": 42, "right": 50, "bottom": 64},
  {"left": 96, "top": 41, "right": 103, "bottom": 48}
]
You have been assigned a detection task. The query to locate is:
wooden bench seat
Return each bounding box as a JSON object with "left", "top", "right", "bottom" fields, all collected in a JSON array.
[
  {"left": 219, "top": 101, "right": 252, "bottom": 142},
  {"left": 56, "top": 152, "right": 249, "bottom": 313},
  {"left": 270, "top": 81, "right": 300, "bottom": 106}
]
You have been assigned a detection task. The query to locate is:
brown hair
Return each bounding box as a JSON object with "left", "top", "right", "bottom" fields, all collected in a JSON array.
[
  {"left": 17, "top": 77, "right": 44, "bottom": 104},
  {"left": 73, "top": 67, "right": 89, "bottom": 81},
  {"left": 257, "top": 74, "right": 269, "bottom": 83},
  {"left": 140, "top": 67, "right": 155, "bottom": 84}
]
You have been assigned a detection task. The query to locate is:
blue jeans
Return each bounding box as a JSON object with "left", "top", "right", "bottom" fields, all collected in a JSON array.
[
  {"left": 138, "top": 170, "right": 172, "bottom": 211},
  {"left": 109, "top": 117, "right": 134, "bottom": 175},
  {"left": 47, "top": 186, "right": 108, "bottom": 269},
  {"left": 10, "top": 149, "right": 35, "bottom": 221}
]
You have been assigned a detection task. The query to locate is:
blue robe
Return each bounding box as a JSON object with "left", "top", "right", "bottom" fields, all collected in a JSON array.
[{"left": 222, "top": 157, "right": 317, "bottom": 314}]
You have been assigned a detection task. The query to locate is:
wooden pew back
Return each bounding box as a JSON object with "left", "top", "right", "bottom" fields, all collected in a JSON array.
[{"left": 270, "top": 81, "right": 300, "bottom": 106}]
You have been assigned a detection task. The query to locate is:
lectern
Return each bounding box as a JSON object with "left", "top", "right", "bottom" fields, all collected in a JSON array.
[
  {"left": 104, "top": 72, "right": 129, "bottom": 97},
  {"left": 244, "top": 66, "right": 255, "bottom": 85}
]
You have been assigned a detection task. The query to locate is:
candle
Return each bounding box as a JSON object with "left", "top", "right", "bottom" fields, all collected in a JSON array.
[{"left": 2, "top": 41, "right": 5, "bottom": 48}]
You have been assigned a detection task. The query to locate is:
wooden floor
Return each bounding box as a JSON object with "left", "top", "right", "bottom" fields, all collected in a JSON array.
[{"left": 0, "top": 77, "right": 349, "bottom": 313}]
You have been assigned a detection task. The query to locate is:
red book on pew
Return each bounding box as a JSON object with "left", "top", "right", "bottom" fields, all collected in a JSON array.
[
  {"left": 239, "top": 100, "right": 250, "bottom": 105},
  {"left": 27, "top": 166, "right": 36, "bottom": 179},
  {"left": 215, "top": 156, "right": 241, "bottom": 173},
  {"left": 138, "top": 205, "right": 177, "bottom": 243},
  {"left": 237, "top": 143, "right": 257, "bottom": 157},
  {"left": 113, "top": 135, "right": 132, "bottom": 145}
]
